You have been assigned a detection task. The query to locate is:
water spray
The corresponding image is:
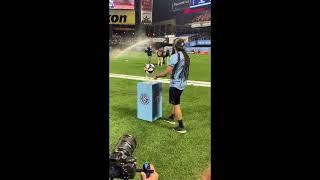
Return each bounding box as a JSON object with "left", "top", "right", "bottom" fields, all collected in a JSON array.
[{"left": 112, "top": 38, "right": 151, "bottom": 58}]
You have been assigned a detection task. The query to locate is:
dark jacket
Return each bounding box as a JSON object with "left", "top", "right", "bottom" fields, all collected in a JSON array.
[
  {"left": 145, "top": 47, "right": 152, "bottom": 56},
  {"left": 166, "top": 50, "right": 170, "bottom": 57}
]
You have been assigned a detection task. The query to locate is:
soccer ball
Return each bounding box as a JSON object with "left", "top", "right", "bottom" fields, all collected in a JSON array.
[{"left": 144, "top": 64, "right": 155, "bottom": 74}]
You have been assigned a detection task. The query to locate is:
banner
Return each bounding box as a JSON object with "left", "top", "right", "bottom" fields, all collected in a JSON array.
[
  {"left": 189, "top": 0, "right": 211, "bottom": 8},
  {"left": 186, "top": 40, "right": 211, "bottom": 46},
  {"left": 152, "top": 38, "right": 166, "bottom": 42},
  {"left": 196, "top": 40, "right": 211, "bottom": 45},
  {"left": 172, "top": 0, "right": 189, "bottom": 12},
  {"left": 109, "top": 0, "right": 135, "bottom": 10},
  {"left": 109, "top": 10, "right": 135, "bottom": 25},
  {"left": 191, "top": 21, "right": 211, "bottom": 28},
  {"left": 185, "top": 47, "right": 210, "bottom": 53},
  {"left": 177, "top": 36, "right": 189, "bottom": 43},
  {"left": 141, "top": 0, "right": 153, "bottom": 24},
  {"left": 168, "top": 37, "right": 176, "bottom": 44}
]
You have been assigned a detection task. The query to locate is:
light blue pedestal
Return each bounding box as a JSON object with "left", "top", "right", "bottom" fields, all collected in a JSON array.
[{"left": 137, "top": 81, "right": 162, "bottom": 122}]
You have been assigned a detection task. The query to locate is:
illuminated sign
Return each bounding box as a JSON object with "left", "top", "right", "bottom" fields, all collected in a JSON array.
[
  {"left": 172, "top": 0, "right": 189, "bottom": 12},
  {"left": 191, "top": 21, "right": 211, "bottom": 28},
  {"left": 109, "top": 10, "right": 135, "bottom": 25},
  {"left": 183, "top": 7, "right": 206, "bottom": 14},
  {"left": 141, "top": 0, "right": 153, "bottom": 24},
  {"left": 189, "top": 0, "right": 211, "bottom": 8},
  {"left": 152, "top": 38, "right": 166, "bottom": 42},
  {"left": 109, "top": 0, "right": 135, "bottom": 10}
]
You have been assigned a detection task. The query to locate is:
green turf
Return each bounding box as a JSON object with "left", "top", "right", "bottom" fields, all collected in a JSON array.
[
  {"left": 109, "top": 78, "right": 211, "bottom": 180},
  {"left": 110, "top": 51, "right": 211, "bottom": 82}
]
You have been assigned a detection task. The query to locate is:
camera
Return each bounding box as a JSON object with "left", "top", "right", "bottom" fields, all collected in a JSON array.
[{"left": 109, "top": 135, "right": 153, "bottom": 180}]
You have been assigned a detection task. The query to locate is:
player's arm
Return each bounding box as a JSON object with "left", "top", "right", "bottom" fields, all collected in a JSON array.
[
  {"left": 154, "top": 66, "right": 173, "bottom": 79},
  {"left": 154, "top": 55, "right": 177, "bottom": 79}
]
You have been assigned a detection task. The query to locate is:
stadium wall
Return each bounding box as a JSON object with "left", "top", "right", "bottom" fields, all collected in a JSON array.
[
  {"left": 185, "top": 40, "right": 211, "bottom": 47},
  {"left": 164, "top": 46, "right": 210, "bottom": 54},
  {"left": 131, "top": 45, "right": 210, "bottom": 54}
]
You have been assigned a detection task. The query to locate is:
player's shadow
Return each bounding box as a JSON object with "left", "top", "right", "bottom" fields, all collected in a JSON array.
[
  {"left": 113, "top": 106, "right": 136, "bottom": 118},
  {"left": 154, "top": 117, "right": 178, "bottom": 129},
  {"left": 113, "top": 106, "right": 180, "bottom": 130}
]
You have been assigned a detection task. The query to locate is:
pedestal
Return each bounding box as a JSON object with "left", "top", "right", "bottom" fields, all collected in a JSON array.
[{"left": 137, "top": 81, "right": 162, "bottom": 122}]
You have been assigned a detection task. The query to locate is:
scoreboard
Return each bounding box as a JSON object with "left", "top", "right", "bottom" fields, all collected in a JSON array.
[{"left": 189, "top": 0, "right": 211, "bottom": 8}]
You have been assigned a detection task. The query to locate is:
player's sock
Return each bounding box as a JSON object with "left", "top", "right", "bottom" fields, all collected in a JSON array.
[
  {"left": 178, "top": 120, "right": 184, "bottom": 128},
  {"left": 174, "top": 122, "right": 187, "bottom": 133}
]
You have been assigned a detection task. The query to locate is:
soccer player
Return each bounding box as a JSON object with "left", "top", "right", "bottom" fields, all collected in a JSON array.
[
  {"left": 164, "top": 49, "right": 170, "bottom": 65},
  {"left": 154, "top": 38, "right": 190, "bottom": 133},
  {"left": 156, "top": 48, "right": 163, "bottom": 67},
  {"left": 145, "top": 45, "right": 153, "bottom": 64}
]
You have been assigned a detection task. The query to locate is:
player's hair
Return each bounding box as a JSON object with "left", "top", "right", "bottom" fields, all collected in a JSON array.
[
  {"left": 171, "top": 39, "right": 177, "bottom": 55},
  {"left": 172, "top": 38, "right": 190, "bottom": 80}
]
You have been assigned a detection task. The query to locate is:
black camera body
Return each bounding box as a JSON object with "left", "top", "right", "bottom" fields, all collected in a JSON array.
[
  {"left": 109, "top": 150, "right": 137, "bottom": 179},
  {"left": 109, "top": 135, "right": 153, "bottom": 180}
]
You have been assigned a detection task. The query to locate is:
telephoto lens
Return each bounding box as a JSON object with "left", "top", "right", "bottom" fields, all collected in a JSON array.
[
  {"left": 109, "top": 135, "right": 137, "bottom": 180},
  {"left": 113, "top": 134, "right": 136, "bottom": 156}
]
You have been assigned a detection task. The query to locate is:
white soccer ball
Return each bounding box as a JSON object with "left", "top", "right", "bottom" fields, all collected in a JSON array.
[{"left": 144, "top": 64, "right": 155, "bottom": 74}]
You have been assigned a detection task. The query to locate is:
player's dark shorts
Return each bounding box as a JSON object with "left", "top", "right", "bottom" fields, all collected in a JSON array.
[{"left": 169, "top": 87, "right": 183, "bottom": 105}]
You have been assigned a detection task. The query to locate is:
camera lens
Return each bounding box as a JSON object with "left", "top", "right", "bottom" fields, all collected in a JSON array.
[{"left": 114, "top": 135, "right": 136, "bottom": 156}]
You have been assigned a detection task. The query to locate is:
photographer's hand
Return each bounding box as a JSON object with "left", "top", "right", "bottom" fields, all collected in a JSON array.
[
  {"left": 140, "top": 164, "right": 158, "bottom": 180},
  {"left": 201, "top": 166, "right": 211, "bottom": 180}
]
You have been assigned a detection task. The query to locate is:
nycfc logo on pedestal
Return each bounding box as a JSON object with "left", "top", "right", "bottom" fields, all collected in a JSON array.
[{"left": 140, "top": 94, "right": 149, "bottom": 105}]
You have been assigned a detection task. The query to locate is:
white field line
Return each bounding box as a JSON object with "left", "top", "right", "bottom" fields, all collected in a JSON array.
[{"left": 109, "top": 73, "right": 211, "bottom": 87}]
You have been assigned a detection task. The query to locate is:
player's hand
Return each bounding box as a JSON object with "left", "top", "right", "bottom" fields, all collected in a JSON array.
[
  {"left": 141, "top": 164, "right": 159, "bottom": 180},
  {"left": 153, "top": 75, "right": 158, "bottom": 80}
]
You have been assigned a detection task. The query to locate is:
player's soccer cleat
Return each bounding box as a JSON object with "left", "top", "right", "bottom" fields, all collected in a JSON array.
[
  {"left": 164, "top": 115, "right": 175, "bottom": 124},
  {"left": 164, "top": 115, "right": 176, "bottom": 124},
  {"left": 174, "top": 126, "right": 187, "bottom": 133}
]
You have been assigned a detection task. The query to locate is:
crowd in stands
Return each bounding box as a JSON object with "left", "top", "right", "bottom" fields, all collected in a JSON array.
[
  {"left": 109, "top": 31, "right": 137, "bottom": 47},
  {"left": 192, "top": 11, "right": 211, "bottom": 23},
  {"left": 110, "top": 26, "right": 210, "bottom": 48},
  {"left": 189, "top": 33, "right": 211, "bottom": 41}
]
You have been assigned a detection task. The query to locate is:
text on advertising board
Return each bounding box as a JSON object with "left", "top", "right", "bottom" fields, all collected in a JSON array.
[{"left": 109, "top": 10, "right": 135, "bottom": 25}]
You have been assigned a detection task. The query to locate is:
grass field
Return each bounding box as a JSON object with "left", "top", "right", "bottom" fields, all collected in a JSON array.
[{"left": 109, "top": 50, "right": 211, "bottom": 180}]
